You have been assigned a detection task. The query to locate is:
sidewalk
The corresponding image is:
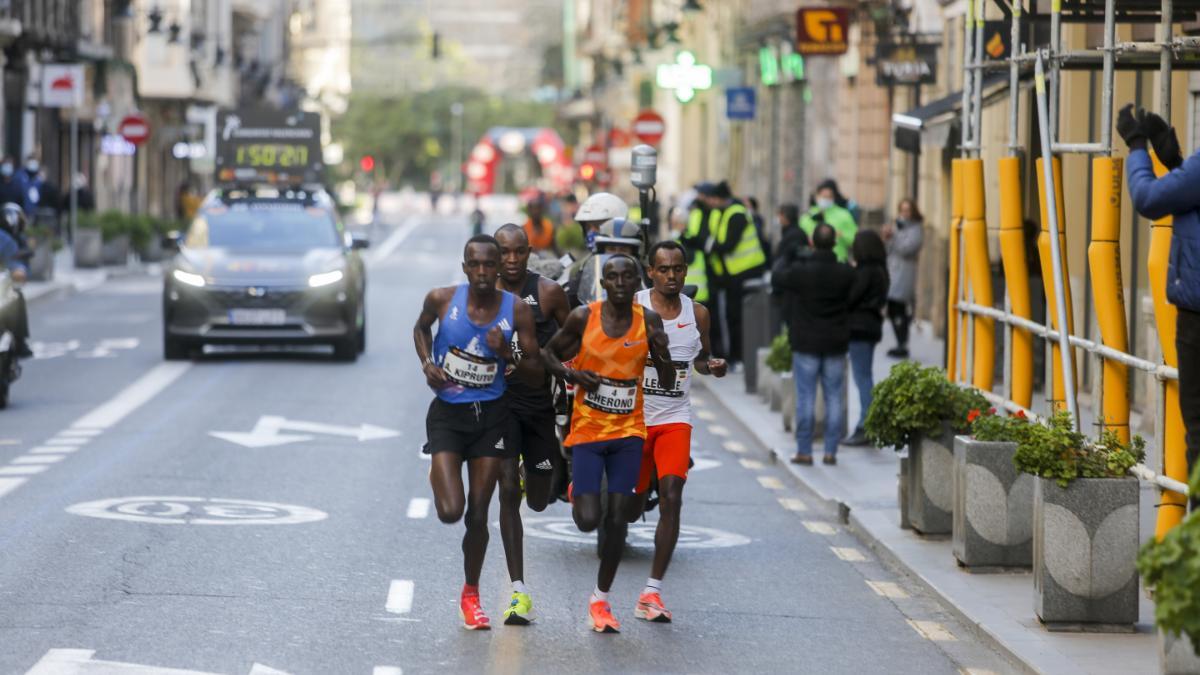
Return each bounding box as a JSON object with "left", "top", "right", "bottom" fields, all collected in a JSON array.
[
  {"left": 697, "top": 325, "right": 1160, "bottom": 675},
  {"left": 23, "top": 249, "right": 149, "bottom": 305}
]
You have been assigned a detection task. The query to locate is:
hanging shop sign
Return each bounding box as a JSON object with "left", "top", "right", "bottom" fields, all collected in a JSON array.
[
  {"left": 656, "top": 51, "right": 713, "bottom": 103},
  {"left": 41, "top": 63, "right": 85, "bottom": 108},
  {"left": 759, "top": 42, "right": 805, "bottom": 86},
  {"left": 875, "top": 43, "right": 939, "bottom": 86},
  {"left": 796, "top": 8, "right": 851, "bottom": 56}
]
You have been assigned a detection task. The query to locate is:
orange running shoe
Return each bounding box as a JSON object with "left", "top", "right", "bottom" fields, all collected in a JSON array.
[
  {"left": 588, "top": 599, "right": 620, "bottom": 633},
  {"left": 635, "top": 591, "right": 673, "bottom": 623},
  {"left": 460, "top": 593, "right": 491, "bottom": 630}
]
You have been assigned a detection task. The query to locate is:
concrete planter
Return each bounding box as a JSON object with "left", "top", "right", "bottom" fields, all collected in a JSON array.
[
  {"left": 137, "top": 236, "right": 164, "bottom": 263},
  {"left": 26, "top": 241, "right": 55, "bottom": 281},
  {"left": 898, "top": 456, "right": 911, "bottom": 530},
  {"left": 906, "top": 427, "right": 955, "bottom": 535},
  {"left": 753, "top": 347, "right": 770, "bottom": 395},
  {"left": 100, "top": 234, "right": 130, "bottom": 266},
  {"left": 73, "top": 228, "right": 102, "bottom": 268},
  {"left": 952, "top": 435, "right": 1033, "bottom": 568},
  {"left": 781, "top": 371, "right": 795, "bottom": 431},
  {"left": 1161, "top": 630, "right": 1200, "bottom": 674},
  {"left": 1033, "top": 476, "right": 1139, "bottom": 628}
]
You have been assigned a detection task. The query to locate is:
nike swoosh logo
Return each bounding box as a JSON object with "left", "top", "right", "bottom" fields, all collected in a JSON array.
[
  {"left": 676, "top": 322, "right": 693, "bottom": 329},
  {"left": 623, "top": 340, "right": 645, "bottom": 348}
]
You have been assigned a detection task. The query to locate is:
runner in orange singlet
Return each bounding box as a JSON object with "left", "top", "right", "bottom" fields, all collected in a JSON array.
[{"left": 542, "top": 254, "right": 674, "bottom": 633}]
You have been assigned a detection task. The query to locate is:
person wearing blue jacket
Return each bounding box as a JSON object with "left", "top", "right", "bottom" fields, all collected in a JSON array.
[
  {"left": 1118, "top": 103, "right": 1199, "bottom": 507},
  {"left": 0, "top": 202, "right": 31, "bottom": 358}
]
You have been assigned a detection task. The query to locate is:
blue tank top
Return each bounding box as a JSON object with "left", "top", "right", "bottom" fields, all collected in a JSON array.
[{"left": 432, "top": 284, "right": 515, "bottom": 404}]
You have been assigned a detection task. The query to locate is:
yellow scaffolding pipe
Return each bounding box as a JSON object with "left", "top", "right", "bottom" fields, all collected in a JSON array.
[
  {"left": 1087, "top": 157, "right": 1130, "bottom": 443},
  {"left": 998, "top": 157, "right": 1034, "bottom": 408},
  {"left": 962, "top": 158, "right": 995, "bottom": 391},
  {"left": 1147, "top": 154, "right": 1188, "bottom": 538},
  {"left": 947, "top": 160, "right": 964, "bottom": 381},
  {"left": 1035, "top": 156, "right": 1077, "bottom": 411}
]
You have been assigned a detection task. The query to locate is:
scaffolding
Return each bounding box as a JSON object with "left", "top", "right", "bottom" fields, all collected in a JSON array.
[{"left": 948, "top": 0, "right": 1194, "bottom": 536}]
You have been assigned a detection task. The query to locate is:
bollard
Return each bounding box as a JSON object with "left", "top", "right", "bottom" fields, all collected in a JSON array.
[
  {"left": 998, "top": 156, "right": 1035, "bottom": 408},
  {"left": 962, "top": 158, "right": 995, "bottom": 391},
  {"left": 947, "top": 160, "right": 965, "bottom": 382},
  {"left": 1087, "top": 157, "right": 1130, "bottom": 443}
]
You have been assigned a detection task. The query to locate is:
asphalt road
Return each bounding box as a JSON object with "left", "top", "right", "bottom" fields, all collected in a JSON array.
[{"left": 0, "top": 206, "right": 1018, "bottom": 674}]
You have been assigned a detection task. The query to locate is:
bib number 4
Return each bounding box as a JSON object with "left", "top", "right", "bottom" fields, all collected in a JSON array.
[{"left": 583, "top": 376, "right": 639, "bottom": 414}]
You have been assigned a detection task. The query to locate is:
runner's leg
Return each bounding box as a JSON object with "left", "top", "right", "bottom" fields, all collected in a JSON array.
[
  {"left": 430, "top": 451, "right": 466, "bottom": 524},
  {"left": 650, "top": 475, "right": 684, "bottom": 579},
  {"left": 497, "top": 457, "right": 524, "bottom": 583},
  {"left": 598, "top": 492, "right": 631, "bottom": 593},
  {"left": 462, "top": 456, "right": 504, "bottom": 586}
]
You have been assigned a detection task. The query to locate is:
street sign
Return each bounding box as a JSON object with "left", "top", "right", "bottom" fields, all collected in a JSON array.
[
  {"left": 796, "top": 9, "right": 851, "bottom": 56},
  {"left": 875, "top": 43, "right": 939, "bottom": 86},
  {"left": 117, "top": 113, "right": 151, "bottom": 145},
  {"left": 215, "top": 108, "right": 323, "bottom": 184},
  {"left": 656, "top": 51, "right": 713, "bottom": 103},
  {"left": 582, "top": 144, "right": 608, "bottom": 167},
  {"left": 632, "top": 110, "right": 666, "bottom": 145},
  {"left": 726, "top": 87, "right": 757, "bottom": 121},
  {"left": 41, "top": 63, "right": 85, "bottom": 108},
  {"left": 210, "top": 415, "right": 401, "bottom": 448}
]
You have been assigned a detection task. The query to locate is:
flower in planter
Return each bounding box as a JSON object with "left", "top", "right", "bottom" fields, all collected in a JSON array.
[
  {"left": 1137, "top": 464, "right": 1200, "bottom": 658},
  {"left": 968, "top": 407, "right": 1031, "bottom": 443},
  {"left": 864, "top": 361, "right": 989, "bottom": 450},
  {"left": 1012, "top": 411, "right": 1145, "bottom": 487}
]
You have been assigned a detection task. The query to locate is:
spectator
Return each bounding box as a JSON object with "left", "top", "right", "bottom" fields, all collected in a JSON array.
[
  {"left": 0, "top": 157, "right": 30, "bottom": 213},
  {"left": 775, "top": 203, "right": 806, "bottom": 262},
  {"left": 745, "top": 195, "right": 772, "bottom": 265},
  {"left": 844, "top": 230, "right": 889, "bottom": 446},
  {"left": 881, "top": 198, "right": 925, "bottom": 358},
  {"left": 772, "top": 222, "right": 855, "bottom": 466},
  {"left": 800, "top": 179, "right": 857, "bottom": 262},
  {"left": 523, "top": 193, "right": 556, "bottom": 255},
  {"left": 71, "top": 173, "right": 96, "bottom": 213},
  {"left": 703, "top": 180, "right": 768, "bottom": 367}
]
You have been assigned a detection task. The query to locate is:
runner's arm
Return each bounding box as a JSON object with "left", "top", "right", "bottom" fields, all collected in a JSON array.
[
  {"left": 509, "top": 301, "right": 544, "bottom": 384},
  {"left": 541, "top": 306, "right": 600, "bottom": 390},
  {"left": 414, "top": 287, "right": 451, "bottom": 389},
  {"left": 692, "top": 303, "right": 727, "bottom": 377},
  {"left": 644, "top": 308, "right": 676, "bottom": 391},
  {"left": 538, "top": 276, "right": 571, "bottom": 328}
]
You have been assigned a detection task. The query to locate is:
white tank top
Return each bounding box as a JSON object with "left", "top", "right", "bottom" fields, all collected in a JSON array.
[{"left": 636, "top": 289, "right": 702, "bottom": 426}]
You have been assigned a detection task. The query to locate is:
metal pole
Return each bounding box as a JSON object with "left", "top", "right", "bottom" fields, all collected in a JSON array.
[
  {"left": 1034, "top": 52, "right": 1080, "bottom": 427},
  {"left": 972, "top": 0, "right": 985, "bottom": 158},
  {"left": 1050, "top": 0, "right": 1063, "bottom": 142},
  {"left": 961, "top": 0, "right": 975, "bottom": 155},
  {"left": 69, "top": 105, "right": 78, "bottom": 245},
  {"left": 1160, "top": 0, "right": 1174, "bottom": 120},
  {"left": 1100, "top": 0, "right": 1117, "bottom": 151},
  {"left": 1008, "top": 0, "right": 1022, "bottom": 153}
]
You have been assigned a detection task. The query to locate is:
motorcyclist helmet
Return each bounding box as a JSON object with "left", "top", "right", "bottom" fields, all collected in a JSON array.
[
  {"left": 0, "top": 202, "right": 25, "bottom": 236},
  {"left": 575, "top": 192, "right": 627, "bottom": 226},
  {"left": 593, "top": 217, "right": 642, "bottom": 257}
]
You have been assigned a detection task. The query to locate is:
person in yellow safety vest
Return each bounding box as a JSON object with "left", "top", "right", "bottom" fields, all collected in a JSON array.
[
  {"left": 799, "top": 179, "right": 858, "bottom": 262},
  {"left": 699, "top": 180, "right": 767, "bottom": 367},
  {"left": 677, "top": 197, "right": 710, "bottom": 304}
]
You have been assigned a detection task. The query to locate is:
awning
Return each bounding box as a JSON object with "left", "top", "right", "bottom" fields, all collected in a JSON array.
[{"left": 892, "top": 74, "right": 1025, "bottom": 152}]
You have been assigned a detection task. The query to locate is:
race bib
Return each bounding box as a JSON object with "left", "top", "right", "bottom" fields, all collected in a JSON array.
[
  {"left": 643, "top": 360, "right": 689, "bottom": 397},
  {"left": 583, "top": 376, "right": 638, "bottom": 414},
  {"left": 443, "top": 346, "right": 499, "bottom": 388}
]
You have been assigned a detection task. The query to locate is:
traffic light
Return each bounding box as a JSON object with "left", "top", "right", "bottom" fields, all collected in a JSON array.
[
  {"left": 580, "top": 163, "right": 596, "bottom": 181},
  {"left": 360, "top": 155, "right": 375, "bottom": 172}
]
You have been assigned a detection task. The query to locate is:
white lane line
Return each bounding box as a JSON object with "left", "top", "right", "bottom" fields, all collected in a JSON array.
[
  {"left": 71, "top": 362, "right": 192, "bottom": 430},
  {"left": 0, "top": 465, "right": 48, "bottom": 475},
  {"left": 696, "top": 409, "right": 717, "bottom": 421},
  {"left": 908, "top": 619, "right": 956, "bottom": 641},
  {"left": 30, "top": 446, "right": 80, "bottom": 454},
  {"left": 406, "top": 498, "right": 430, "bottom": 519},
  {"left": 722, "top": 440, "right": 747, "bottom": 454},
  {"left": 867, "top": 580, "right": 909, "bottom": 598},
  {"left": 386, "top": 580, "right": 415, "bottom": 614},
  {"left": 831, "top": 547, "right": 866, "bottom": 562},
  {"left": 368, "top": 216, "right": 420, "bottom": 265},
  {"left": 739, "top": 458, "right": 765, "bottom": 470},
  {"left": 692, "top": 397, "right": 707, "bottom": 407},
  {"left": 44, "top": 438, "right": 89, "bottom": 446},
  {"left": 56, "top": 428, "right": 102, "bottom": 437},
  {"left": 778, "top": 498, "right": 808, "bottom": 512},
  {"left": 756, "top": 476, "right": 784, "bottom": 490},
  {"left": 12, "top": 455, "right": 66, "bottom": 465},
  {"left": 707, "top": 425, "right": 730, "bottom": 437},
  {"left": 373, "top": 668, "right": 404, "bottom": 675},
  {"left": 802, "top": 521, "right": 836, "bottom": 535},
  {"left": 0, "top": 477, "right": 27, "bottom": 498}
]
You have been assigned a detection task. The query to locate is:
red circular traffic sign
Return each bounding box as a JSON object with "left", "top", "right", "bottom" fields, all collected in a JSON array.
[
  {"left": 118, "top": 113, "right": 151, "bottom": 145},
  {"left": 632, "top": 110, "right": 665, "bottom": 145},
  {"left": 582, "top": 144, "right": 607, "bottom": 167}
]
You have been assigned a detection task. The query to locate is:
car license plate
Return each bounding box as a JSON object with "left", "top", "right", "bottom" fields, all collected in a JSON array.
[{"left": 229, "top": 308, "right": 287, "bottom": 325}]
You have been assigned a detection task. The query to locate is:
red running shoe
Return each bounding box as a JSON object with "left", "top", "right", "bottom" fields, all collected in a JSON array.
[
  {"left": 635, "top": 591, "right": 673, "bottom": 623},
  {"left": 460, "top": 592, "right": 491, "bottom": 630},
  {"left": 588, "top": 599, "right": 620, "bottom": 633}
]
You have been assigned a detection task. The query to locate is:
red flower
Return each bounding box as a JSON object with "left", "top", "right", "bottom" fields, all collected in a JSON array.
[
  {"left": 1014, "top": 409, "right": 1027, "bottom": 419},
  {"left": 967, "top": 409, "right": 981, "bottom": 423},
  {"left": 988, "top": 407, "right": 997, "bottom": 415}
]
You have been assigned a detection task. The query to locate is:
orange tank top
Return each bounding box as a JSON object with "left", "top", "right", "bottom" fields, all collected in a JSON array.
[
  {"left": 524, "top": 217, "right": 554, "bottom": 251},
  {"left": 566, "top": 301, "right": 649, "bottom": 445}
]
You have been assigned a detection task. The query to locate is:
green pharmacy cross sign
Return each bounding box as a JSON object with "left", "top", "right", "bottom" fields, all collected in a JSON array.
[{"left": 657, "top": 51, "right": 713, "bottom": 103}]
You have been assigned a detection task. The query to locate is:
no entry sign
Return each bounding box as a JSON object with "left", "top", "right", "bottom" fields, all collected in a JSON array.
[
  {"left": 632, "top": 110, "right": 666, "bottom": 145},
  {"left": 118, "top": 113, "right": 151, "bottom": 145},
  {"left": 582, "top": 144, "right": 608, "bottom": 167}
]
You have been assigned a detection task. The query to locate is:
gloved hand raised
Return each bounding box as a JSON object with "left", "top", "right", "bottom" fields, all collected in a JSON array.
[
  {"left": 1142, "top": 111, "right": 1183, "bottom": 169},
  {"left": 1116, "top": 104, "right": 1148, "bottom": 150}
]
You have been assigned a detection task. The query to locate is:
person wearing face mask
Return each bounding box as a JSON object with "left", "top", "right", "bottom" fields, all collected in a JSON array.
[
  {"left": 0, "top": 157, "right": 30, "bottom": 214},
  {"left": 799, "top": 179, "right": 857, "bottom": 262},
  {"left": 22, "top": 155, "right": 42, "bottom": 213}
]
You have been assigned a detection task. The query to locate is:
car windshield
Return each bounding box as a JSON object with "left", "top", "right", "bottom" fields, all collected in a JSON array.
[{"left": 184, "top": 204, "right": 341, "bottom": 251}]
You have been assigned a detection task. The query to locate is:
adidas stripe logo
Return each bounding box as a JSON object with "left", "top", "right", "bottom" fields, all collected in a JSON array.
[{"left": 535, "top": 459, "right": 553, "bottom": 470}]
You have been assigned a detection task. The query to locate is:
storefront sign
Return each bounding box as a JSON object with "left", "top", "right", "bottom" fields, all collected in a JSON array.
[
  {"left": 875, "top": 43, "right": 938, "bottom": 86},
  {"left": 41, "top": 64, "right": 85, "bottom": 108},
  {"left": 726, "top": 88, "right": 756, "bottom": 120},
  {"left": 100, "top": 134, "right": 136, "bottom": 157},
  {"left": 759, "top": 43, "right": 805, "bottom": 86},
  {"left": 215, "top": 109, "right": 323, "bottom": 184},
  {"left": 796, "top": 9, "right": 851, "bottom": 56},
  {"left": 656, "top": 51, "right": 713, "bottom": 103}
]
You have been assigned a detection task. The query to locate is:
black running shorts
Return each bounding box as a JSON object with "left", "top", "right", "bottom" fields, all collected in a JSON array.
[
  {"left": 509, "top": 406, "right": 560, "bottom": 475},
  {"left": 424, "top": 397, "right": 515, "bottom": 460}
]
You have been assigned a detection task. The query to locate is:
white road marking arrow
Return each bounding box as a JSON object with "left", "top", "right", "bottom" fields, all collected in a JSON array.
[
  {"left": 210, "top": 415, "right": 401, "bottom": 448},
  {"left": 26, "top": 649, "right": 293, "bottom": 675}
]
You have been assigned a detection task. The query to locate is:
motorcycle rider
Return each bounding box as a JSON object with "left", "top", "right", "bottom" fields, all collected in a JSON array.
[
  {"left": 0, "top": 202, "right": 32, "bottom": 358},
  {"left": 567, "top": 217, "right": 646, "bottom": 308}
]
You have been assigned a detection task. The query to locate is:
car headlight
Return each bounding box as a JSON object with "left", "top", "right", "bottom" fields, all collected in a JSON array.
[
  {"left": 308, "top": 270, "right": 344, "bottom": 288},
  {"left": 172, "top": 269, "right": 206, "bottom": 288}
]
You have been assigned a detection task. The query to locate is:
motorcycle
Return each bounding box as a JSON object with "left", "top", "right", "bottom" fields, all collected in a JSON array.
[{"left": 0, "top": 268, "right": 23, "bottom": 409}]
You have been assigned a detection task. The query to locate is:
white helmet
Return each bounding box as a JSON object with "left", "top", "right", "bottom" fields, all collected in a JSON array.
[
  {"left": 576, "top": 192, "right": 628, "bottom": 224},
  {"left": 594, "top": 217, "right": 642, "bottom": 253}
]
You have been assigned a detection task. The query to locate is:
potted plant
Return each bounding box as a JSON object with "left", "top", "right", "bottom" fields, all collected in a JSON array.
[
  {"left": 953, "top": 407, "right": 1034, "bottom": 568},
  {"left": 72, "top": 211, "right": 102, "bottom": 268},
  {"left": 24, "top": 224, "right": 61, "bottom": 281},
  {"left": 1138, "top": 465, "right": 1200, "bottom": 673},
  {"left": 1016, "top": 412, "right": 1144, "bottom": 628},
  {"left": 98, "top": 210, "right": 132, "bottom": 266},
  {"left": 865, "top": 361, "right": 987, "bottom": 534},
  {"left": 759, "top": 331, "right": 790, "bottom": 408}
]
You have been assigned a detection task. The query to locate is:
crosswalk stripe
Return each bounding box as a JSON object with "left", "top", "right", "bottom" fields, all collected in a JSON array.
[
  {"left": 908, "top": 619, "right": 956, "bottom": 641},
  {"left": 739, "top": 458, "right": 764, "bottom": 470},
  {"left": 756, "top": 476, "right": 784, "bottom": 490},
  {"left": 867, "top": 580, "right": 909, "bottom": 598},
  {"left": 778, "top": 497, "right": 807, "bottom": 512},
  {"left": 802, "top": 521, "right": 836, "bottom": 535},
  {"left": 0, "top": 477, "right": 27, "bottom": 498},
  {"left": 386, "top": 580, "right": 414, "bottom": 614},
  {"left": 831, "top": 547, "right": 866, "bottom": 562},
  {"left": 30, "top": 446, "right": 79, "bottom": 454},
  {"left": 406, "top": 498, "right": 430, "bottom": 519},
  {"left": 0, "top": 465, "right": 48, "bottom": 475},
  {"left": 11, "top": 455, "right": 65, "bottom": 465},
  {"left": 722, "top": 440, "right": 747, "bottom": 454},
  {"left": 707, "top": 425, "right": 730, "bottom": 437}
]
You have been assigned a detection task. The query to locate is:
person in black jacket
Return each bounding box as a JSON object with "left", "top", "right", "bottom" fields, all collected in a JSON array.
[
  {"left": 844, "top": 230, "right": 889, "bottom": 446},
  {"left": 772, "top": 222, "right": 855, "bottom": 465}
]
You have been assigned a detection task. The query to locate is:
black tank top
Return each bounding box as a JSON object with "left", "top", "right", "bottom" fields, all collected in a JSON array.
[{"left": 506, "top": 271, "right": 557, "bottom": 412}]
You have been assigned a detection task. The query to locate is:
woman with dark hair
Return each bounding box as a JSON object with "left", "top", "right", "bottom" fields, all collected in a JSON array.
[
  {"left": 844, "top": 229, "right": 889, "bottom": 446},
  {"left": 881, "top": 198, "right": 925, "bottom": 358}
]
